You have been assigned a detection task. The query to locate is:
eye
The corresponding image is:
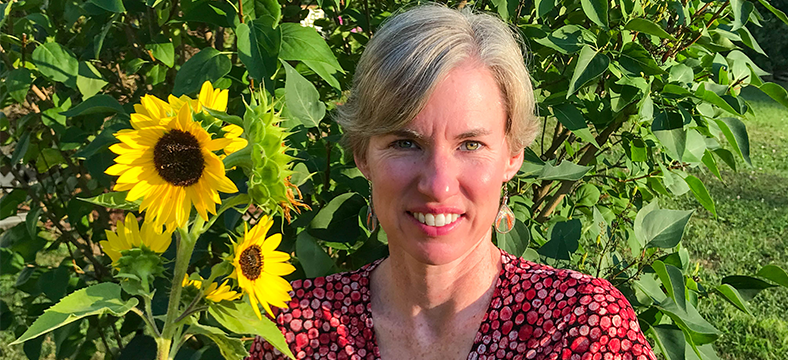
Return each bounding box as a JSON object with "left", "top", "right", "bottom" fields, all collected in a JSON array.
[
  {"left": 460, "top": 141, "right": 483, "bottom": 151},
  {"left": 391, "top": 139, "right": 418, "bottom": 149}
]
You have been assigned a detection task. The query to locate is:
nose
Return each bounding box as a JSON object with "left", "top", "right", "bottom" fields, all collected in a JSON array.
[{"left": 417, "top": 148, "right": 459, "bottom": 202}]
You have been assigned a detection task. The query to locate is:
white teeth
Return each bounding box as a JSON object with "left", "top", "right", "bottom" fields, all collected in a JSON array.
[{"left": 412, "top": 212, "right": 460, "bottom": 227}]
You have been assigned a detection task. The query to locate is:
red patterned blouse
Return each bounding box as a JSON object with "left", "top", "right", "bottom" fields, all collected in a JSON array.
[{"left": 246, "top": 249, "right": 658, "bottom": 360}]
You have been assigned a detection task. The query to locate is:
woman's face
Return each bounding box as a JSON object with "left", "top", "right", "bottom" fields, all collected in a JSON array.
[{"left": 356, "top": 60, "right": 524, "bottom": 265}]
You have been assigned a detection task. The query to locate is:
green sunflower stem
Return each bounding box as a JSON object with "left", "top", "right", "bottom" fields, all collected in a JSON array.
[{"left": 158, "top": 219, "right": 203, "bottom": 360}]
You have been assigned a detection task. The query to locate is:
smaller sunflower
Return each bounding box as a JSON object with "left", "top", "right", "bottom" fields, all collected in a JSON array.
[
  {"left": 168, "top": 81, "right": 229, "bottom": 114},
  {"left": 230, "top": 216, "right": 295, "bottom": 319},
  {"left": 183, "top": 275, "right": 242, "bottom": 302},
  {"left": 100, "top": 213, "right": 172, "bottom": 267},
  {"left": 205, "top": 280, "right": 242, "bottom": 302}
]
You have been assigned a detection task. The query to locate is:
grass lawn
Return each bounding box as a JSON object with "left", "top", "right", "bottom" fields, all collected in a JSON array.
[{"left": 664, "top": 83, "right": 788, "bottom": 360}]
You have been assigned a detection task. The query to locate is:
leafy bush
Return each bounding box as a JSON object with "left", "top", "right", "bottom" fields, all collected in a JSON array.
[{"left": 2, "top": 0, "right": 788, "bottom": 359}]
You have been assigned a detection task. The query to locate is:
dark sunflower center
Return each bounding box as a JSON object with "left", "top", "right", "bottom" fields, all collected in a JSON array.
[
  {"left": 239, "top": 245, "right": 263, "bottom": 281},
  {"left": 153, "top": 129, "right": 205, "bottom": 187}
]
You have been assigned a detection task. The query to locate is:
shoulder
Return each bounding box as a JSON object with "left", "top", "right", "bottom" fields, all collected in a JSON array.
[
  {"left": 247, "top": 262, "right": 381, "bottom": 360},
  {"left": 492, "top": 252, "right": 656, "bottom": 359}
]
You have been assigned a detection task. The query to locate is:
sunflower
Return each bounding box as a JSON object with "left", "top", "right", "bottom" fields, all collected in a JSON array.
[
  {"left": 168, "top": 81, "right": 229, "bottom": 114},
  {"left": 205, "top": 280, "right": 242, "bottom": 302},
  {"left": 230, "top": 216, "right": 295, "bottom": 319},
  {"left": 100, "top": 213, "right": 172, "bottom": 267},
  {"left": 183, "top": 276, "right": 242, "bottom": 302},
  {"left": 106, "top": 102, "right": 238, "bottom": 230},
  {"left": 221, "top": 124, "right": 248, "bottom": 156}
]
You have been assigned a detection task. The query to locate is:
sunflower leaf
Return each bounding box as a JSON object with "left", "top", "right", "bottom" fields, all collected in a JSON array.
[
  {"left": 209, "top": 301, "right": 295, "bottom": 359},
  {"left": 79, "top": 192, "right": 141, "bottom": 211}
]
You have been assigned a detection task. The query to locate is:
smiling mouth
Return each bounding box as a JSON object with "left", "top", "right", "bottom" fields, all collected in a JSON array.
[{"left": 410, "top": 212, "right": 461, "bottom": 227}]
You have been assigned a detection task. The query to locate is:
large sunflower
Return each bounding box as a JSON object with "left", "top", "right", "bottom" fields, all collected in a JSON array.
[
  {"left": 106, "top": 102, "right": 238, "bottom": 230},
  {"left": 100, "top": 213, "right": 172, "bottom": 266},
  {"left": 230, "top": 216, "right": 295, "bottom": 319}
]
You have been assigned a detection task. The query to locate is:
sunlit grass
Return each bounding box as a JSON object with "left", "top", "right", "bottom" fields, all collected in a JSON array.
[{"left": 665, "top": 83, "right": 788, "bottom": 360}]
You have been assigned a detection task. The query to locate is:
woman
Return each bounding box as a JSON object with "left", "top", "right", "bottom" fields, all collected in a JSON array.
[{"left": 248, "top": 5, "right": 657, "bottom": 360}]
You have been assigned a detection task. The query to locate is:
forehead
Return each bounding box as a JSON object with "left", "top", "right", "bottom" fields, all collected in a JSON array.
[{"left": 401, "top": 60, "right": 506, "bottom": 136}]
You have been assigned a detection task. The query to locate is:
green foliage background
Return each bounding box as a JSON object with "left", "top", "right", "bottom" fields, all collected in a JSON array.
[{"left": 1, "top": 0, "right": 788, "bottom": 359}]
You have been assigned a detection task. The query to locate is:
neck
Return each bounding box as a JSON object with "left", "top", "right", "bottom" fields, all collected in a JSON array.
[{"left": 371, "top": 237, "right": 502, "bottom": 331}]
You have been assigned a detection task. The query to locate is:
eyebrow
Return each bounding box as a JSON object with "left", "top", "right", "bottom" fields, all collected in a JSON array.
[{"left": 387, "top": 128, "right": 492, "bottom": 140}]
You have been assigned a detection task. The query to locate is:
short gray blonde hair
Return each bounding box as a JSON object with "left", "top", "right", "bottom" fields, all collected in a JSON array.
[{"left": 336, "top": 4, "right": 538, "bottom": 159}]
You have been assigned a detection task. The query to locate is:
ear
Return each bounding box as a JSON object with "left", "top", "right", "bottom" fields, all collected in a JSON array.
[
  {"left": 354, "top": 151, "right": 371, "bottom": 182},
  {"left": 503, "top": 149, "right": 524, "bottom": 182}
]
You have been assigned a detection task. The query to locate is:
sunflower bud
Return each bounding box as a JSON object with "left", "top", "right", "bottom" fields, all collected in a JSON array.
[{"left": 223, "top": 92, "right": 309, "bottom": 221}]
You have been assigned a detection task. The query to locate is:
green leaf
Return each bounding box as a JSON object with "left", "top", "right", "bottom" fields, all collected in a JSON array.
[
  {"left": 535, "top": 0, "right": 557, "bottom": 18},
  {"left": 736, "top": 26, "right": 765, "bottom": 56},
  {"left": 653, "top": 260, "right": 687, "bottom": 311},
  {"left": 651, "top": 324, "right": 686, "bottom": 360},
  {"left": 713, "top": 148, "right": 737, "bottom": 171},
  {"left": 61, "top": 95, "right": 128, "bottom": 119},
  {"left": 26, "top": 206, "right": 42, "bottom": 239},
  {"left": 581, "top": 0, "right": 608, "bottom": 29},
  {"left": 308, "top": 192, "right": 365, "bottom": 243},
  {"left": 757, "top": 0, "right": 788, "bottom": 25},
  {"left": 32, "top": 42, "right": 79, "bottom": 88},
  {"left": 619, "top": 42, "right": 664, "bottom": 76},
  {"left": 537, "top": 219, "right": 581, "bottom": 260},
  {"left": 656, "top": 298, "right": 720, "bottom": 345},
  {"left": 295, "top": 231, "right": 335, "bottom": 277},
  {"left": 668, "top": 64, "right": 694, "bottom": 84},
  {"left": 208, "top": 301, "right": 295, "bottom": 359},
  {"left": 696, "top": 84, "right": 741, "bottom": 115},
  {"left": 0, "top": 189, "right": 27, "bottom": 220},
  {"left": 88, "top": 0, "right": 125, "bottom": 13},
  {"left": 551, "top": 103, "right": 600, "bottom": 147},
  {"left": 78, "top": 192, "right": 141, "bottom": 211},
  {"left": 93, "top": 13, "right": 118, "bottom": 59},
  {"left": 757, "top": 264, "right": 788, "bottom": 288},
  {"left": 701, "top": 150, "right": 722, "bottom": 181},
  {"left": 567, "top": 46, "right": 609, "bottom": 97},
  {"left": 145, "top": 40, "right": 175, "bottom": 68},
  {"left": 539, "top": 161, "right": 593, "bottom": 181},
  {"left": 236, "top": 17, "right": 281, "bottom": 88},
  {"left": 636, "top": 206, "right": 693, "bottom": 249},
  {"left": 533, "top": 25, "right": 586, "bottom": 54},
  {"left": 186, "top": 323, "right": 248, "bottom": 360},
  {"left": 715, "top": 284, "right": 752, "bottom": 315},
  {"left": 491, "top": 0, "right": 518, "bottom": 20},
  {"left": 652, "top": 111, "right": 686, "bottom": 161},
  {"left": 730, "top": 0, "right": 754, "bottom": 31},
  {"left": 282, "top": 61, "right": 326, "bottom": 128},
  {"left": 757, "top": 82, "right": 788, "bottom": 109},
  {"left": 6, "top": 68, "right": 33, "bottom": 103},
  {"left": 721, "top": 275, "right": 775, "bottom": 302},
  {"left": 10, "top": 132, "right": 30, "bottom": 165},
  {"left": 714, "top": 117, "right": 750, "bottom": 166},
  {"left": 623, "top": 18, "right": 675, "bottom": 40},
  {"left": 77, "top": 62, "right": 108, "bottom": 98},
  {"left": 575, "top": 183, "right": 601, "bottom": 207},
  {"left": 173, "top": 48, "right": 232, "bottom": 96},
  {"left": 11, "top": 283, "right": 138, "bottom": 345},
  {"left": 496, "top": 219, "right": 530, "bottom": 257},
  {"left": 684, "top": 175, "right": 716, "bottom": 217},
  {"left": 280, "top": 23, "right": 343, "bottom": 89}
]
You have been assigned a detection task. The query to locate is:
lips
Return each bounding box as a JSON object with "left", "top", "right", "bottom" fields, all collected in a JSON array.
[{"left": 411, "top": 212, "right": 461, "bottom": 227}]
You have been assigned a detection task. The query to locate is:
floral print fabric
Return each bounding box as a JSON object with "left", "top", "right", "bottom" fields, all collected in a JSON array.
[{"left": 247, "top": 249, "right": 658, "bottom": 360}]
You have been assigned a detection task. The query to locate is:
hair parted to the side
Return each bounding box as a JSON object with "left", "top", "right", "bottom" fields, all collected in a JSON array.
[{"left": 335, "top": 4, "right": 539, "bottom": 161}]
